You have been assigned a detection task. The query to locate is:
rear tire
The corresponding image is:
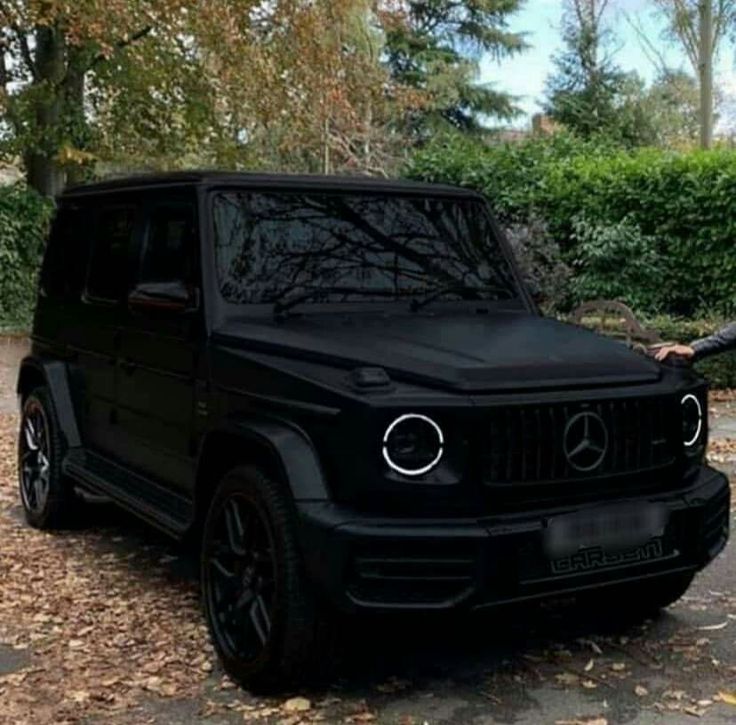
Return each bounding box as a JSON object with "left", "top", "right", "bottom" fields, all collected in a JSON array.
[
  {"left": 18, "top": 387, "right": 77, "bottom": 529},
  {"left": 200, "top": 465, "right": 335, "bottom": 692}
]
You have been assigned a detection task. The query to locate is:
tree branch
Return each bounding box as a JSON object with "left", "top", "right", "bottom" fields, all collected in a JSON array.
[
  {"left": 0, "top": 33, "right": 23, "bottom": 135},
  {"left": 12, "top": 25, "right": 36, "bottom": 80},
  {"left": 89, "top": 25, "right": 153, "bottom": 69}
]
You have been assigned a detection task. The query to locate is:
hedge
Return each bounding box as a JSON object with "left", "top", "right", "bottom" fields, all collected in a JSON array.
[
  {"left": 405, "top": 134, "right": 736, "bottom": 317},
  {"left": 0, "top": 185, "right": 54, "bottom": 331}
]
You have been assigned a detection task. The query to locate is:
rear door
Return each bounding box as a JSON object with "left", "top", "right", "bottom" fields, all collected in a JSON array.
[
  {"left": 72, "top": 198, "right": 142, "bottom": 459},
  {"left": 115, "top": 192, "right": 202, "bottom": 494},
  {"left": 33, "top": 200, "right": 94, "bottom": 432}
]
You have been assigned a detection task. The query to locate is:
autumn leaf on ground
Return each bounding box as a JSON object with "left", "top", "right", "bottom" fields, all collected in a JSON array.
[{"left": 283, "top": 697, "right": 312, "bottom": 713}]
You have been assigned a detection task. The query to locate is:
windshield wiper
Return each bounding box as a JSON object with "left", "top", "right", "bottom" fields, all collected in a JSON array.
[
  {"left": 273, "top": 286, "right": 395, "bottom": 316},
  {"left": 409, "top": 283, "right": 486, "bottom": 312}
]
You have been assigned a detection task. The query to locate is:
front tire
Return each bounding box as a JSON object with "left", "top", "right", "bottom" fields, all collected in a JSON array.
[
  {"left": 200, "top": 465, "right": 334, "bottom": 692},
  {"left": 18, "top": 387, "right": 77, "bottom": 529}
]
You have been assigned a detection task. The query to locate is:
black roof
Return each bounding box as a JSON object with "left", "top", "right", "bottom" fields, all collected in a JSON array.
[{"left": 62, "top": 170, "right": 479, "bottom": 198}]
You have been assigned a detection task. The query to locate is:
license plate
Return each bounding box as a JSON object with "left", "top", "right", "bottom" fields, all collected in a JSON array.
[{"left": 543, "top": 503, "right": 667, "bottom": 559}]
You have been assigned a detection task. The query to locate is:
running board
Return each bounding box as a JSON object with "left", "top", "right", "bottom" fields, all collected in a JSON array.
[{"left": 62, "top": 449, "right": 194, "bottom": 539}]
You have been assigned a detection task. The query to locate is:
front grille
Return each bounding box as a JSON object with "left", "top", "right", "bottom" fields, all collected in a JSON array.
[{"left": 482, "top": 396, "right": 677, "bottom": 486}]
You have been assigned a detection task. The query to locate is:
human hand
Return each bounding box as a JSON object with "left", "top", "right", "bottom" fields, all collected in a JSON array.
[{"left": 653, "top": 344, "right": 695, "bottom": 362}]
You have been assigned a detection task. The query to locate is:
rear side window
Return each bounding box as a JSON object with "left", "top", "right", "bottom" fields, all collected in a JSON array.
[
  {"left": 138, "top": 202, "right": 197, "bottom": 284},
  {"left": 40, "top": 203, "right": 90, "bottom": 300},
  {"left": 86, "top": 205, "right": 137, "bottom": 302}
]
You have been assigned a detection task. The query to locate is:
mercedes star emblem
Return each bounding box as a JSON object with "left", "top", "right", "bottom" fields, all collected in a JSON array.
[{"left": 563, "top": 411, "right": 608, "bottom": 472}]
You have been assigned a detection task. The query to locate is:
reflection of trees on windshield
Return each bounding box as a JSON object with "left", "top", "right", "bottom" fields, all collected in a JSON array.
[{"left": 213, "top": 192, "right": 520, "bottom": 306}]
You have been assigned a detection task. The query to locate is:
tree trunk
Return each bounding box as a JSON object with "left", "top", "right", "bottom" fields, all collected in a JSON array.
[
  {"left": 698, "top": 0, "right": 714, "bottom": 149},
  {"left": 64, "top": 55, "right": 90, "bottom": 187},
  {"left": 24, "top": 152, "right": 65, "bottom": 197},
  {"left": 25, "top": 24, "right": 67, "bottom": 197}
]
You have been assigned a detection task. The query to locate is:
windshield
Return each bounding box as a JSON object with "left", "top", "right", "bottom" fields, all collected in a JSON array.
[{"left": 212, "top": 191, "right": 522, "bottom": 308}]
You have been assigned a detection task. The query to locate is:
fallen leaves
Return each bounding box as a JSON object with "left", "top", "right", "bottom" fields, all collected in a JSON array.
[
  {"left": 0, "top": 414, "right": 215, "bottom": 723},
  {"left": 283, "top": 696, "right": 312, "bottom": 713},
  {"left": 696, "top": 621, "right": 729, "bottom": 631},
  {"left": 0, "top": 389, "right": 735, "bottom": 725}
]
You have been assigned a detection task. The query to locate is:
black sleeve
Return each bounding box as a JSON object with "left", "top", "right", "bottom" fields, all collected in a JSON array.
[{"left": 692, "top": 321, "right": 736, "bottom": 361}]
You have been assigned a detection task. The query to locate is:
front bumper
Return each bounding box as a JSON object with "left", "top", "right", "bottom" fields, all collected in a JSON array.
[{"left": 296, "top": 466, "right": 730, "bottom": 613}]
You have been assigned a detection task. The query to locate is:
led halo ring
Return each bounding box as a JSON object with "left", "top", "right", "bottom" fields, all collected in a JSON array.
[
  {"left": 681, "top": 393, "right": 703, "bottom": 447},
  {"left": 382, "top": 413, "right": 444, "bottom": 476}
]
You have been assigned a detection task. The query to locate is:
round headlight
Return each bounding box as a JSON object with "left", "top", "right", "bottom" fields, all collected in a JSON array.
[
  {"left": 681, "top": 393, "right": 703, "bottom": 447},
  {"left": 382, "top": 414, "right": 444, "bottom": 476}
]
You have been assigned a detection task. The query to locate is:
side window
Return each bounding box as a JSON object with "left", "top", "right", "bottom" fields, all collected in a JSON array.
[
  {"left": 40, "top": 203, "right": 90, "bottom": 300},
  {"left": 138, "top": 202, "right": 197, "bottom": 285},
  {"left": 86, "top": 205, "right": 137, "bottom": 302}
]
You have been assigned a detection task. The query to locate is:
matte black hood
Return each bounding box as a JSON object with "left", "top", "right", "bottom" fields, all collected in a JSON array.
[{"left": 217, "top": 310, "right": 661, "bottom": 392}]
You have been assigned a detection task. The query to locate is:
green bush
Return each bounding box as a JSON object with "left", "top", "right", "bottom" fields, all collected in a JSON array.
[
  {"left": 405, "top": 137, "right": 736, "bottom": 317},
  {"left": 407, "top": 132, "right": 611, "bottom": 223},
  {"left": 569, "top": 215, "right": 666, "bottom": 312},
  {"left": 0, "top": 185, "right": 54, "bottom": 330},
  {"left": 537, "top": 148, "right": 736, "bottom": 316}
]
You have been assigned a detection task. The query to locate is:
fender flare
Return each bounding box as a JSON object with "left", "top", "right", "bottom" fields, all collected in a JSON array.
[
  {"left": 17, "top": 357, "right": 81, "bottom": 449},
  {"left": 203, "top": 416, "right": 330, "bottom": 502}
]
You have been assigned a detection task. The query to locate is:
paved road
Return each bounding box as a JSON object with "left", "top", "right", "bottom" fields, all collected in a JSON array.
[
  {"left": 0, "top": 338, "right": 734, "bottom": 724},
  {"left": 0, "top": 336, "right": 26, "bottom": 414}
]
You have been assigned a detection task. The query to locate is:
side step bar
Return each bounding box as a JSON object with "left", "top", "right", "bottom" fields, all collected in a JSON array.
[{"left": 63, "top": 449, "right": 194, "bottom": 539}]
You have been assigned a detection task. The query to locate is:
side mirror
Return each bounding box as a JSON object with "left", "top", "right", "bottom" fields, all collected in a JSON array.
[{"left": 127, "top": 281, "right": 197, "bottom": 313}]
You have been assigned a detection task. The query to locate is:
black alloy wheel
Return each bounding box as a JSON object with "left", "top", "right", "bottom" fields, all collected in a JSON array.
[
  {"left": 18, "top": 387, "right": 76, "bottom": 529},
  {"left": 19, "top": 397, "right": 51, "bottom": 515},
  {"left": 201, "top": 466, "right": 335, "bottom": 691},
  {"left": 204, "top": 494, "right": 276, "bottom": 662}
]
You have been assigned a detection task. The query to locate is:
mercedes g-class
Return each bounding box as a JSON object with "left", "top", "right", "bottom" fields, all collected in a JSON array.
[{"left": 17, "top": 172, "right": 730, "bottom": 690}]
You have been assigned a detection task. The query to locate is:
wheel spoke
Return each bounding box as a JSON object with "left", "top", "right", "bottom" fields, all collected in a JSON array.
[
  {"left": 235, "top": 583, "right": 256, "bottom": 611},
  {"left": 23, "top": 421, "right": 38, "bottom": 451},
  {"left": 33, "top": 476, "right": 48, "bottom": 508},
  {"left": 38, "top": 451, "right": 49, "bottom": 475},
  {"left": 22, "top": 471, "right": 35, "bottom": 507},
  {"left": 224, "top": 499, "right": 247, "bottom": 556},
  {"left": 210, "top": 555, "right": 237, "bottom": 581},
  {"left": 249, "top": 595, "right": 271, "bottom": 645}
]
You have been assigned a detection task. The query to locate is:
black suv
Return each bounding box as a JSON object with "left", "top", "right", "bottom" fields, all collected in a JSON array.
[{"left": 18, "top": 172, "right": 730, "bottom": 689}]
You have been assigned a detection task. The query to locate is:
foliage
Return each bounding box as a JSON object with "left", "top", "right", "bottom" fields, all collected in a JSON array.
[
  {"left": 202, "top": 0, "right": 421, "bottom": 176},
  {"left": 654, "top": 0, "right": 736, "bottom": 74},
  {"left": 538, "top": 147, "right": 736, "bottom": 316},
  {"left": 0, "top": 1, "right": 421, "bottom": 193},
  {"left": 404, "top": 130, "right": 614, "bottom": 222},
  {"left": 641, "top": 70, "right": 701, "bottom": 147},
  {"left": 568, "top": 215, "right": 666, "bottom": 312},
  {"left": 0, "top": 184, "right": 53, "bottom": 329},
  {"left": 406, "top": 135, "right": 736, "bottom": 317},
  {"left": 543, "top": 0, "right": 637, "bottom": 144},
  {"left": 505, "top": 216, "right": 571, "bottom": 313},
  {"left": 383, "top": 0, "right": 527, "bottom": 138}
]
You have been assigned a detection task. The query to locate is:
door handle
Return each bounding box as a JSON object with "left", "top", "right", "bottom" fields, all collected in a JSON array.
[{"left": 120, "top": 359, "right": 137, "bottom": 374}]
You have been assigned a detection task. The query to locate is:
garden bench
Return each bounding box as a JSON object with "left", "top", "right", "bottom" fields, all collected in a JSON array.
[{"left": 570, "top": 299, "right": 663, "bottom": 351}]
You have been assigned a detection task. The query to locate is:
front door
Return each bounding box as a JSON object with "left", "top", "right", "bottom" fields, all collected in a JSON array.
[{"left": 115, "top": 194, "right": 202, "bottom": 494}]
